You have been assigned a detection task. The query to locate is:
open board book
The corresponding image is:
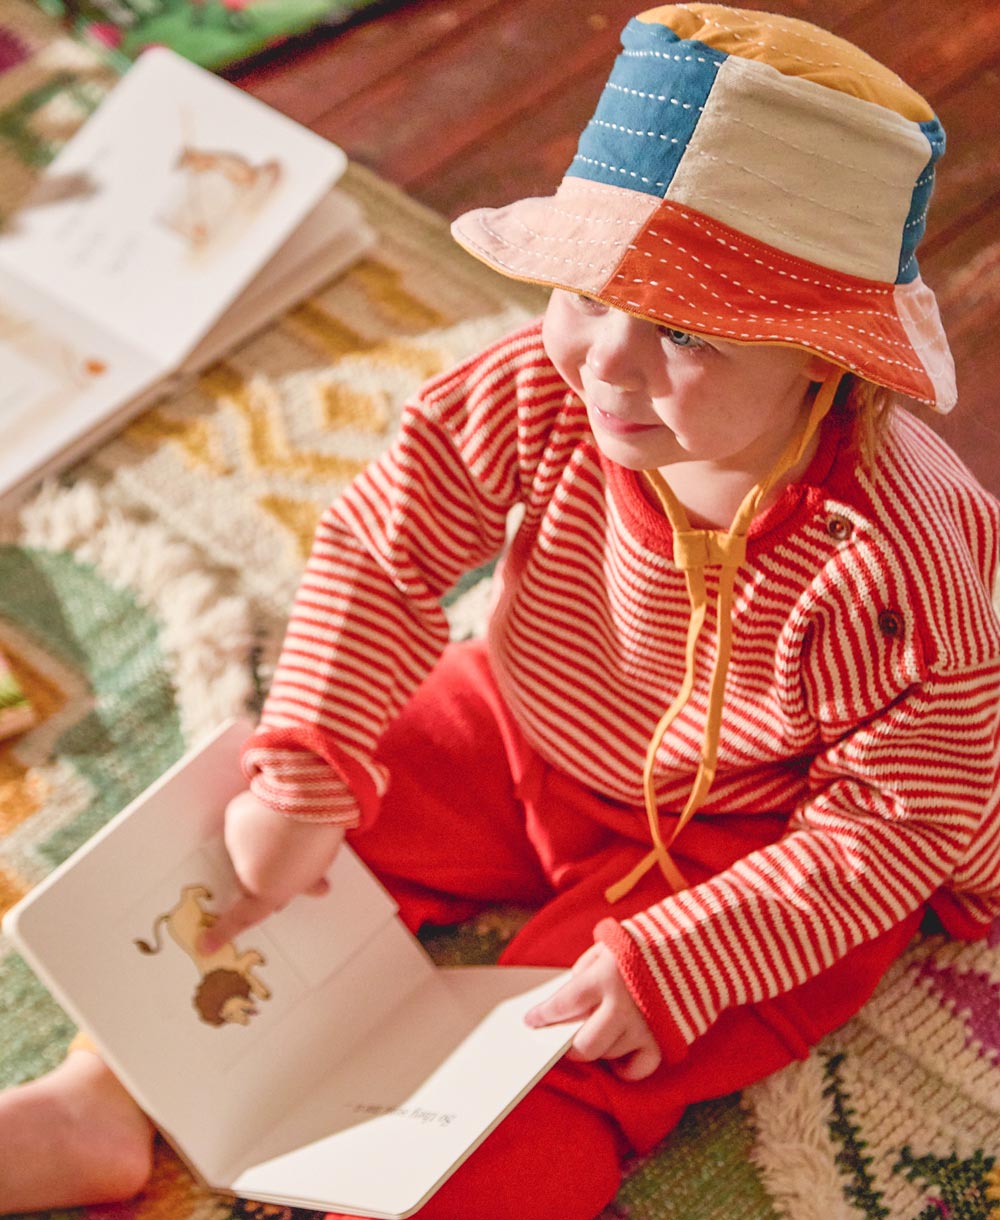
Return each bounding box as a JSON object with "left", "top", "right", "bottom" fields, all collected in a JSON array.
[
  {"left": 3, "top": 721, "right": 579, "bottom": 1217},
  {"left": 0, "top": 47, "right": 374, "bottom": 508}
]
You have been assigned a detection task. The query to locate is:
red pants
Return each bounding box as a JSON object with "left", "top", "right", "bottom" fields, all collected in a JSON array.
[{"left": 335, "top": 641, "right": 921, "bottom": 1220}]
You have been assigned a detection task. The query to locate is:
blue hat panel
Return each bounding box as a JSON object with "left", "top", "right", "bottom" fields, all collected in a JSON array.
[
  {"left": 897, "top": 118, "right": 945, "bottom": 284},
  {"left": 568, "top": 18, "right": 726, "bottom": 198}
]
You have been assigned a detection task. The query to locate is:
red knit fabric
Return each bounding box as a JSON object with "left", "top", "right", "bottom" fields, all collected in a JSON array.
[
  {"left": 244, "top": 319, "right": 1000, "bottom": 1055},
  {"left": 325, "top": 639, "right": 923, "bottom": 1220}
]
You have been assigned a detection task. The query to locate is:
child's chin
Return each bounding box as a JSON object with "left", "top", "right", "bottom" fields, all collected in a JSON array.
[{"left": 589, "top": 422, "right": 674, "bottom": 470}]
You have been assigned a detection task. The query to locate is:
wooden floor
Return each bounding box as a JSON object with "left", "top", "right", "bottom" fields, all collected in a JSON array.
[{"left": 233, "top": 0, "right": 1000, "bottom": 495}]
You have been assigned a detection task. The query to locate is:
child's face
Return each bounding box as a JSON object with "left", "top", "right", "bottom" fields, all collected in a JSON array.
[{"left": 542, "top": 290, "right": 830, "bottom": 477}]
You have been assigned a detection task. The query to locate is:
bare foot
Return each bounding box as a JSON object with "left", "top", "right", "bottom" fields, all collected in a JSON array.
[{"left": 0, "top": 1048, "right": 155, "bottom": 1212}]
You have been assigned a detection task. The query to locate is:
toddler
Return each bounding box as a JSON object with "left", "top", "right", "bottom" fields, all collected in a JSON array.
[{"left": 3, "top": 6, "right": 999, "bottom": 1219}]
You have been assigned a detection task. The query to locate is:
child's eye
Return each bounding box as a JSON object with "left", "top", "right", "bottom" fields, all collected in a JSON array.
[{"left": 659, "top": 326, "right": 708, "bottom": 351}]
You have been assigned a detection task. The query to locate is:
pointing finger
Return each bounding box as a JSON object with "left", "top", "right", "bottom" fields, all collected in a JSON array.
[{"left": 198, "top": 892, "right": 275, "bottom": 954}]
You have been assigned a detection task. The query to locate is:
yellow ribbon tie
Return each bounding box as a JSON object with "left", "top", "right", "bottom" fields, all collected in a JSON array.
[{"left": 604, "top": 370, "right": 845, "bottom": 905}]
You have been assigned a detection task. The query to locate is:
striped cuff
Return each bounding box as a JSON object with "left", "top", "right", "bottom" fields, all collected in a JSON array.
[
  {"left": 241, "top": 724, "right": 383, "bottom": 827},
  {"left": 594, "top": 916, "right": 692, "bottom": 1065}
]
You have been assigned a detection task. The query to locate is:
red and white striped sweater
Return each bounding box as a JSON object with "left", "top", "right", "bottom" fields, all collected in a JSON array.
[{"left": 243, "top": 320, "right": 1000, "bottom": 1060}]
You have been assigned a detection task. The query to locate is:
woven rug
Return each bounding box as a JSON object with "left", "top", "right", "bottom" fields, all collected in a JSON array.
[{"left": 1, "top": 8, "right": 999, "bottom": 1219}]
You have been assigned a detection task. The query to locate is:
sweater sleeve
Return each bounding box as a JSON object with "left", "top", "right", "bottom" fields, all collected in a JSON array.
[
  {"left": 241, "top": 323, "right": 572, "bottom": 823},
  {"left": 596, "top": 656, "right": 1000, "bottom": 1063}
]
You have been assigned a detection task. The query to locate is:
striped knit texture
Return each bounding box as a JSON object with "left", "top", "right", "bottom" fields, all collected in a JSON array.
[
  {"left": 1, "top": 8, "right": 998, "bottom": 1218},
  {"left": 245, "top": 319, "right": 1000, "bottom": 1054}
]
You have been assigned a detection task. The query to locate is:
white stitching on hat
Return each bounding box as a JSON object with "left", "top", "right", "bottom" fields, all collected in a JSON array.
[
  {"left": 589, "top": 118, "right": 683, "bottom": 144},
  {"left": 476, "top": 212, "right": 620, "bottom": 274},
  {"left": 693, "top": 112, "right": 928, "bottom": 187},
  {"left": 679, "top": 211, "right": 891, "bottom": 295},
  {"left": 614, "top": 276, "right": 925, "bottom": 374},
  {"left": 543, "top": 203, "right": 648, "bottom": 227},
  {"left": 614, "top": 259, "right": 930, "bottom": 365},
  {"left": 620, "top": 48, "right": 722, "bottom": 68},
  {"left": 459, "top": 228, "right": 630, "bottom": 289},
  {"left": 571, "top": 154, "right": 671, "bottom": 190},
  {"left": 641, "top": 241, "right": 825, "bottom": 310},
  {"left": 617, "top": 297, "right": 914, "bottom": 379},
  {"left": 507, "top": 212, "right": 626, "bottom": 250},
  {"left": 623, "top": 243, "right": 931, "bottom": 353},
  {"left": 667, "top": 5, "right": 911, "bottom": 89},
  {"left": 555, "top": 181, "right": 667, "bottom": 213},
  {"left": 455, "top": 218, "right": 932, "bottom": 388},
  {"left": 639, "top": 228, "right": 941, "bottom": 326},
  {"left": 489, "top": 207, "right": 938, "bottom": 332},
  {"left": 680, "top": 145, "right": 909, "bottom": 223},
  {"left": 606, "top": 82, "right": 706, "bottom": 110},
  {"left": 879, "top": 287, "right": 940, "bottom": 327},
  {"left": 625, "top": 211, "right": 937, "bottom": 320}
]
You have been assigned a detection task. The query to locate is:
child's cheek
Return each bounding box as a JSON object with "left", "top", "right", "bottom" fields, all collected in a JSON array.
[{"left": 542, "top": 335, "right": 585, "bottom": 397}]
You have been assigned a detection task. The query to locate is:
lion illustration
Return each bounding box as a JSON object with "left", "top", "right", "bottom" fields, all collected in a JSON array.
[{"left": 134, "top": 885, "right": 271, "bottom": 1028}]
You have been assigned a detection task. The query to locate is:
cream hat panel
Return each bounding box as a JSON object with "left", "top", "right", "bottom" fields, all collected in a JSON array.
[{"left": 663, "top": 54, "right": 934, "bottom": 282}]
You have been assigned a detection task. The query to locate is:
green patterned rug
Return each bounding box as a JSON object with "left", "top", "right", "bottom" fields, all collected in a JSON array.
[{"left": 1, "top": 7, "right": 999, "bottom": 1219}]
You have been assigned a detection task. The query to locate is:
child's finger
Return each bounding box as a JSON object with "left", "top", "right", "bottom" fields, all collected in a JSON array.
[
  {"left": 524, "top": 971, "right": 599, "bottom": 1028},
  {"left": 608, "top": 1044, "right": 663, "bottom": 1081},
  {"left": 568, "top": 1001, "right": 625, "bottom": 1062},
  {"left": 593, "top": 1028, "right": 639, "bottom": 1062},
  {"left": 198, "top": 891, "right": 275, "bottom": 954},
  {"left": 570, "top": 943, "right": 603, "bottom": 974}
]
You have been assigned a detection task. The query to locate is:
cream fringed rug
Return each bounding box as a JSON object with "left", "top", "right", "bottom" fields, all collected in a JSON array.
[{"left": 1, "top": 9, "right": 1000, "bottom": 1220}]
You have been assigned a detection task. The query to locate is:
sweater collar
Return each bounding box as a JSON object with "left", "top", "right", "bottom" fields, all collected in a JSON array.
[{"left": 600, "top": 406, "right": 852, "bottom": 560}]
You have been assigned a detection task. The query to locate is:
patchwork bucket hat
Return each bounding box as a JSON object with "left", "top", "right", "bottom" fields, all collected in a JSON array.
[{"left": 452, "top": 3, "right": 956, "bottom": 411}]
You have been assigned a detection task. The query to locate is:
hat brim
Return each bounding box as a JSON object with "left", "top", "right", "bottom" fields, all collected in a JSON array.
[{"left": 452, "top": 177, "right": 956, "bottom": 411}]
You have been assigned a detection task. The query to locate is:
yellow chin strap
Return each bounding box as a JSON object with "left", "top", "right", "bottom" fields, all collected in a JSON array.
[{"left": 604, "top": 369, "right": 845, "bottom": 905}]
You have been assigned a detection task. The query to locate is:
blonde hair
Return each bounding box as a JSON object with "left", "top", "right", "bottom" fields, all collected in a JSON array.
[{"left": 836, "top": 374, "right": 898, "bottom": 465}]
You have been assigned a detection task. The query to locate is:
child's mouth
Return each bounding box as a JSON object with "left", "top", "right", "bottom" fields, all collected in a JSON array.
[{"left": 591, "top": 405, "right": 661, "bottom": 437}]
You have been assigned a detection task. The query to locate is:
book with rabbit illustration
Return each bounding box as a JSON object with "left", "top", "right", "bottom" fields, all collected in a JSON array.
[
  {"left": 2, "top": 721, "right": 579, "bottom": 1218},
  {"left": 0, "top": 46, "right": 374, "bottom": 507}
]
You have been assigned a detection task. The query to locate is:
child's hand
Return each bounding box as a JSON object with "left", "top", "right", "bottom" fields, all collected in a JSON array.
[
  {"left": 524, "top": 942, "right": 662, "bottom": 1080},
  {"left": 199, "top": 789, "right": 345, "bottom": 953}
]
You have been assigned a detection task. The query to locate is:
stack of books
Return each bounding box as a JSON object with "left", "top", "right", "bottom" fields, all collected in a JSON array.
[{"left": 0, "top": 47, "right": 375, "bottom": 508}]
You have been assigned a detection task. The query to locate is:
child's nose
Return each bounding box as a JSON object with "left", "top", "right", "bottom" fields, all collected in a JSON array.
[{"left": 585, "top": 312, "right": 646, "bottom": 388}]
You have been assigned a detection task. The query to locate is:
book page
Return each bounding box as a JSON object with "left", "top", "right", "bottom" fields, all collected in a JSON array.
[
  {"left": 179, "top": 190, "right": 376, "bottom": 374},
  {"left": 0, "top": 263, "right": 160, "bottom": 501},
  {"left": 4, "top": 723, "right": 580, "bottom": 1213},
  {"left": 0, "top": 48, "right": 345, "bottom": 369},
  {"left": 2, "top": 723, "right": 425, "bottom": 1181},
  {"left": 232, "top": 967, "right": 575, "bottom": 1217}
]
